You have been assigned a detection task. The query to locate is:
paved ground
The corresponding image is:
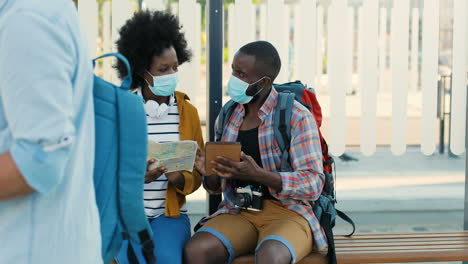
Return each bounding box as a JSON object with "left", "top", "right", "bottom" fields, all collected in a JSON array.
[{"left": 186, "top": 149, "right": 466, "bottom": 237}]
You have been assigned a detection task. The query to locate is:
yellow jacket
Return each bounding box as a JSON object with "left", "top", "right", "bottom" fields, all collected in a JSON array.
[{"left": 164, "top": 91, "right": 204, "bottom": 217}]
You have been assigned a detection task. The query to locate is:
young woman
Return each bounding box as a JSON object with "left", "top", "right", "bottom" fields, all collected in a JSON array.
[{"left": 113, "top": 10, "right": 204, "bottom": 264}]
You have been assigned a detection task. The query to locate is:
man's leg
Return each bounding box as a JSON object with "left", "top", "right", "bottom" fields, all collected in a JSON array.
[
  {"left": 256, "top": 240, "right": 292, "bottom": 264},
  {"left": 184, "top": 231, "right": 229, "bottom": 264},
  {"left": 255, "top": 201, "right": 313, "bottom": 264},
  {"left": 184, "top": 214, "right": 258, "bottom": 264}
]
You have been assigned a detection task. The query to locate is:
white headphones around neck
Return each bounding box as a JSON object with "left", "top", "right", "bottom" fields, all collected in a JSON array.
[{"left": 139, "top": 88, "right": 175, "bottom": 119}]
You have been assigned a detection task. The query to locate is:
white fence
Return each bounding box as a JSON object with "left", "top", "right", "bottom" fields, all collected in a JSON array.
[{"left": 77, "top": 0, "right": 468, "bottom": 157}]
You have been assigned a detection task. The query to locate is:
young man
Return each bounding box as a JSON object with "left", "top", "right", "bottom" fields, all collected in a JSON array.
[
  {"left": 0, "top": 0, "right": 102, "bottom": 263},
  {"left": 185, "top": 41, "right": 325, "bottom": 264}
]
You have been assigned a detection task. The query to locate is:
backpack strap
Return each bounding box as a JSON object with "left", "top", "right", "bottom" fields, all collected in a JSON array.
[
  {"left": 127, "top": 243, "right": 139, "bottom": 264},
  {"left": 274, "top": 92, "right": 296, "bottom": 172},
  {"left": 93, "top": 53, "right": 132, "bottom": 90},
  {"left": 116, "top": 85, "right": 155, "bottom": 263},
  {"left": 321, "top": 212, "right": 337, "bottom": 264},
  {"left": 321, "top": 209, "right": 355, "bottom": 264},
  {"left": 215, "top": 100, "right": 237, "bottom": 142},
  {"left": 336, "top": 209, "right": 356, "bottom": 237},
  {"left": 127, "top": 237, "right": 156, "bottom": 264}
]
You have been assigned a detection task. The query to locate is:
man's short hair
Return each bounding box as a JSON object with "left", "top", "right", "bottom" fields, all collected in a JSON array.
[{"left": 238, "top": 41, "right": 282, "bottom": 82}]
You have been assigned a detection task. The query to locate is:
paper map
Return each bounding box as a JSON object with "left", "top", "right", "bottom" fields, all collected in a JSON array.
[{"left": 147, "top": 140, "right": 198, "bottom": 173}]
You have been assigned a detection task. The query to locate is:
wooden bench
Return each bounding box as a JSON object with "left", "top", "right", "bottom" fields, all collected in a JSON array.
[{"left": 233, "top": 231, "right": 468, "bottom": 264}]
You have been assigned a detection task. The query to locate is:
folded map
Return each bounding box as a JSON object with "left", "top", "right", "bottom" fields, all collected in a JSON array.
[{"left": 147, "top": 140, "right": 198, "bottom": 173}]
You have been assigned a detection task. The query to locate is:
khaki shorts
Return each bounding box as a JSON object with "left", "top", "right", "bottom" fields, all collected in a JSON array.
[{"left": 198, "top": 200, "right": 313, "bottom": 263}]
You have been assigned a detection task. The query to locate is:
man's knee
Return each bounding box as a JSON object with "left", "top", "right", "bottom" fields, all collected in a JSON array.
[
  {"left": 256, "top": 240, "right": 292, "bottom": 264},
  {"left": 183, "top": 237, "right": 205, "bottom": 262},
  {"left": 184, "top": 232, "right": 229, "bottom": 264}
]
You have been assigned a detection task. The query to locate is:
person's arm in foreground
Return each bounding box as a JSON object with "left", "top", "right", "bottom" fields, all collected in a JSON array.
[
  {"left": 0, "top": 152, "right": 34, "bottom": 200},
  {"left": 0, "top": 12, "right": 76, "bottom": 201}
]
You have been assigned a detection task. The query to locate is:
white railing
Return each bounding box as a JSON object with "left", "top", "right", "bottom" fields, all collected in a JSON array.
[
  {"left": 77, "top": 0, "right": 467, "bottom": 157},
  {"left": 451, "top": 0, "right": 467, "bottom": 156}
]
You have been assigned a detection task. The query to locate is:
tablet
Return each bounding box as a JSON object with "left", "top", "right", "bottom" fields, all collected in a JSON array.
[{"left": 205, "top": 142, "right": 241, "bottom": 175}]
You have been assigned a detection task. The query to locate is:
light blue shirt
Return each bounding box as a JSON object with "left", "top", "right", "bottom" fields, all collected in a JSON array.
[{"left": 0, "top": 0, "right": 102, "bottom": 263}]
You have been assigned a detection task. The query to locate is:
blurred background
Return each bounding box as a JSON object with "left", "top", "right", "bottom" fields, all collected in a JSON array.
[
  {"left": 75, "top": 0, "right": 467, "bottom": 241},
  {"left": 75, "top": 0, "right": 467, "bottom": 156}
]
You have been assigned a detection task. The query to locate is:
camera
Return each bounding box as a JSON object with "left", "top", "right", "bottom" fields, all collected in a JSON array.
[{"left": 232, "top": 185, "right": 263, "bottom": 211}]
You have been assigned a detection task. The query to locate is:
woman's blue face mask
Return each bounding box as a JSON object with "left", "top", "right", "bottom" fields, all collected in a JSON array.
[
  {"left": 146, "top": 71, "right": 178, "bottom": 96},
  {"left": 227, "top": 75, "right": 266, "bottom": 104}
]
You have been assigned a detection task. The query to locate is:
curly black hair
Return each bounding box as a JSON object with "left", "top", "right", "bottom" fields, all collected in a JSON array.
[{"left": 115, "top": 10, "right": 192, "bottom": 89}]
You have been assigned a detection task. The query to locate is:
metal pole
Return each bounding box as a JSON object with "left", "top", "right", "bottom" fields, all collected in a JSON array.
[
  {"left": 438, "top": 77, "right": 445, "bottom": 154},
  {"left": 464, "top": 83, "right": 468, "bottom": 228},
  {"left": 464, "top": 84, "right": 468, "bottom": 264},
  {"left": 448, "top": 74, "right": 455, "bottom": 157},
  {"left": 206, "top": 0, "right": 223, "bottom": 215}
]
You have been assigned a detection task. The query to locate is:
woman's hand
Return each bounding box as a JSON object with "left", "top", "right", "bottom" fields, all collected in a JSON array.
[
  {"left": 194, "top": 148, "right": 206, "bottom": 175},
  {"left": 145, "top": 158, "right": 167, "bottom": 183},
  {"left": 166, "top": 171, "right": 185, "bottom": 190}
]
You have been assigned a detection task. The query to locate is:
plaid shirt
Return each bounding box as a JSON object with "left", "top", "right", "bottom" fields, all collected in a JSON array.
[{"left": 202, "top": 88, "right": 327, "bottom": 250}]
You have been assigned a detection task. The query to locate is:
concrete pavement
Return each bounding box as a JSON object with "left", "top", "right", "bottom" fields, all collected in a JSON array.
[{"left": 186, "top": 150, "right": 466, "bottom": 234}]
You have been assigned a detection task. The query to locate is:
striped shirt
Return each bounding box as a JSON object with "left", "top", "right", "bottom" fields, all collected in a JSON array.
[
  {"left": 202, "top": 87, "right": 327, "bottom": 250},
  {"left": 138, "top": 89, "right": 188, "bottom": 219}
]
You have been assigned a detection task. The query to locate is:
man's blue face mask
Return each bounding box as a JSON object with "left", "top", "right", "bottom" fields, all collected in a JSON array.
[{"left": 227, "top": 75, "right": 266, "bottom": 104}]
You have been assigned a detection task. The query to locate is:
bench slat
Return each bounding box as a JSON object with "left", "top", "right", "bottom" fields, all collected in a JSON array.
[
  {"left": 336, "top": 249, "right": 468, "bottom": 264},
  {"left": 337, "top": 231, "right": 468, "bottom": 236},
  {"left": 335, "top": 234, "right": 468, "bottom": 240},
  {"left": 335, "top": 237, "right": 468, "bottom": 244},
  {"left": 338, "top": 244, "right": 468, "bottom": 252},
  {"left": 336, "top": 240, "right": 468, "bottom": 248},
  {"left": 335, "top": 232, "right": 468, "bottom": 240}
]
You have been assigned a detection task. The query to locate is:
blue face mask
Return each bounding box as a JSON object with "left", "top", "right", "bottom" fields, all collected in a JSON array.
[
  {"left": 227, "top": 75, "right": 265, "bottom": 104},
  {"left": 146, "top": 71, "right": 178, "bottom": 96}
]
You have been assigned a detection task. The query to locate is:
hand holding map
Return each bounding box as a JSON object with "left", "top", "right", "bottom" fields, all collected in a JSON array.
[{"left": 147, "top": 140, "right": 198, "bottom": 173}]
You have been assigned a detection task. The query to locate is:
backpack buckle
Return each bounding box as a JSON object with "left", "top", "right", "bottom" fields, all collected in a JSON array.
[
  {"left": 323, "top": 157, "right": 334, "bottom": 166},
  {"left": 278, "top": 124, "right": 287, "bottom": 133}
]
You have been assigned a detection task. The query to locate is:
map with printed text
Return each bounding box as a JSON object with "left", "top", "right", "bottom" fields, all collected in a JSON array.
[{"left": 147, "top": 140, "right": 198, "bottom": 173}]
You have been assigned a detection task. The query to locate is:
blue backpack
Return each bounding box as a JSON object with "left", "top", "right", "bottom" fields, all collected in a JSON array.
[{"left": 93, "top": 53, "right": 155, "bottom": 264}]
